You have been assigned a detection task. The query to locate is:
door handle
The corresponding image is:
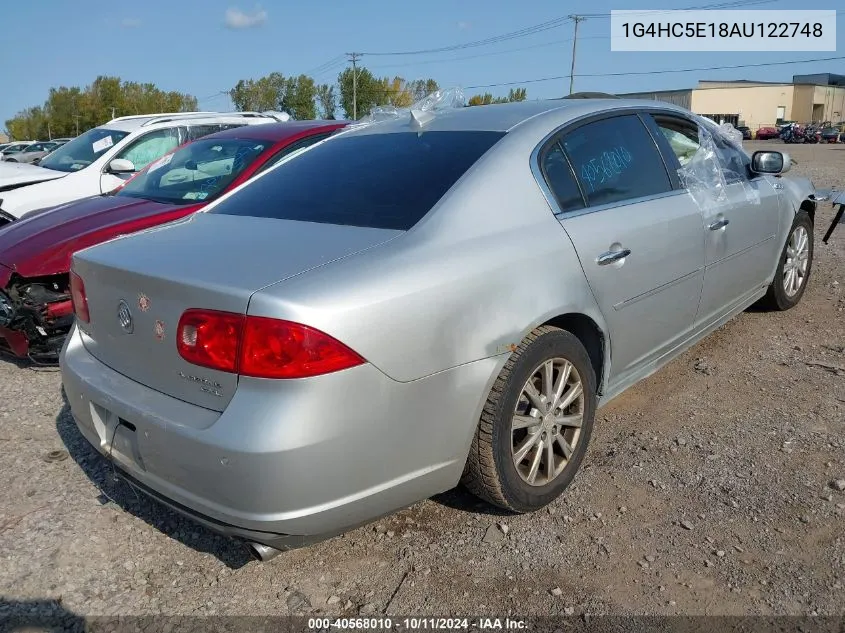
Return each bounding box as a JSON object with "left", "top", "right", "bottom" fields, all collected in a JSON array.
[
  {"left": 596, "top": 248, "right": 631, "bottom": 266},
  {"left": 708, "top": 217, "right": 730, "bottom": 230}
]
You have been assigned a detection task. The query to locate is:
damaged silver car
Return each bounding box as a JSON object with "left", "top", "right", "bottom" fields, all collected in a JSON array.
[{"left": 61, "top": 95, "right": 819, "bottom": 560}]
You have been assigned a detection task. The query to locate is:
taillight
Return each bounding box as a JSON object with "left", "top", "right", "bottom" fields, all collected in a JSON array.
[
  {"left": 177, "top": 310, "right": 244, "bottom": 373},
  {"left": 69, "top": 270, "right": 89, "bottom": 323},
  {"left": 176, "top": 310, "right": 365, "bottom": 379},
  {"left": 240, "top": 317, "right": 365, "bottom": 379}
]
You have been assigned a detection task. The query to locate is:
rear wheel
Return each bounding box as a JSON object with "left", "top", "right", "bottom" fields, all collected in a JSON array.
[
  {"left": 762, "top": 211, "right": 813, "bottom": 311},
  {"left": 461, "top": 326, "right": 596, "bottom": 512}
]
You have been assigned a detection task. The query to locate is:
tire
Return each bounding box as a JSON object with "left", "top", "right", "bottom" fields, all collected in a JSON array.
[
  {"left": 762, "top": 211, "right": 814, "bottom": 311},
  {"left": 4, "top": 158, "right": 17, "bottom": 163},
  {"left": 461, "top": 326, "right": 597, "bottom": 512}
]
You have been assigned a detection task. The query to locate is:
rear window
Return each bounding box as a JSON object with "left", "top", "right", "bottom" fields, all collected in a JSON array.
[{"left": 208, "top": 131, "right": 505, "bottom": 230}]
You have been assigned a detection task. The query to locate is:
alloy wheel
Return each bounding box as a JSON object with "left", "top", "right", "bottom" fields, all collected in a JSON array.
[
  {"left": 511, "top": 358, "right": 584, "bottom": 487},
  {"left": 783, "top": 225, "right": 809, "bottom": 297}
]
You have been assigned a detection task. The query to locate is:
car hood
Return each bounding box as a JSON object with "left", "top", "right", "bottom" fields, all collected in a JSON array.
[
  {"left": 0, "top": 161, "right": 65, "bottom": 188},
  {"left": 0, "top": 195, "right": 197, "bottom": 279}
]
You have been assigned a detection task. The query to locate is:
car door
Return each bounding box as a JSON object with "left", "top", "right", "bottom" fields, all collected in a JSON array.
[
  {"left": 100, "top": 126, "right": 186, "bottom": 193},
  {"left": 649, "top": 114, "right": 781, "bottom": 327},
  {"left": 540, "top": 112, "right": 706, "bottom": 385}
]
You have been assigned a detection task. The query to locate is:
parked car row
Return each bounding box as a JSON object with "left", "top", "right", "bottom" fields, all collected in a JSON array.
[
  {"left": 0, "top": 97, "right": 822, "bottom": 562},
  {"left": 0, "top": 110, "right": 290, "bottom": 223},
  {"left": 0, "top": 119, "right": 343, "bottom": 359},
  {"left": 1, "top": 139, "right": 71, "bottom": 164}
]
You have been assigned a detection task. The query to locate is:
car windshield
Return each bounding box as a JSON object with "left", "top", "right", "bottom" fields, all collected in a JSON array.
[
  {"left": 39, "top": 127, "right": 130, "bottom": 173},
  {"left": 117, "top": 137, "right": 271, "bottom": 205}
]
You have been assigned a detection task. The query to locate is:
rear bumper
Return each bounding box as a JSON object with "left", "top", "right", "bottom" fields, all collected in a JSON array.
[{"left": 60, "top": 325, "right": 503, "bottom": 543}]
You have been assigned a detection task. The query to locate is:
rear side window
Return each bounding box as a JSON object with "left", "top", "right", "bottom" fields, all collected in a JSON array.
[
  {"left": 561, "top": 115, "right": 672, "bottom": 207},
  {"left": 540, "top": 143, "right": 585, "bottom": 214},
  {"left": 209, "top": 131, "right": 505, "bottom": 230}
]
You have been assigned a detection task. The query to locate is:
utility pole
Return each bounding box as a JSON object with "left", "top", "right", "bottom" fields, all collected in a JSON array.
[
  {"left": 346, "top": 52, "right": 361, "bottom": 120},
  {"left": 568, "top": 15, "right": 586, "bottom": 95},
  {"left": 111, "top": 106, "right": 116, "bottom": 120},
  {"left": 73, "top": 115, "right": 81, "bottom": 137},
  {"left": 47, "top": 121, "right": 52, "bottom": 140}
]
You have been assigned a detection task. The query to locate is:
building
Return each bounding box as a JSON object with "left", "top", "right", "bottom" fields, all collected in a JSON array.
[{"left": 621, "top": 73, "right": 845, "bottom": 130}]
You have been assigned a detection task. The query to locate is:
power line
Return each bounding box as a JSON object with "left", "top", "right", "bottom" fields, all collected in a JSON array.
[
  {"left": 358, "top": 0, "right": 786, "bottom": 58},
  {"left": 464, "top": 54, "right": 845, "bottom": 90},
  {"left": 579, "top": 0, "right": 784, "bottom": 18},
  {"left": 360, "top": 16, "right": 573, "bottom": 56},
  {"left": 304, "top": 55, "right": 347, "bottom": 76}
]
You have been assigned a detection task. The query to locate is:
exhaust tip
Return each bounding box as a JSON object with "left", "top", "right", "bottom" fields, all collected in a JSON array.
[{"left": 247, "top": 542, "right": 282, "bottom": 562}]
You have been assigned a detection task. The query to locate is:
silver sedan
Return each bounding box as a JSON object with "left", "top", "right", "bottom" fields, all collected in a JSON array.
[{"left": 61, "top": 98, "right": 817, "bottom": 561}]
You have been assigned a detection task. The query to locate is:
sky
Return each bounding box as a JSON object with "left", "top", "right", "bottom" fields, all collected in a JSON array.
[{"left": 1, "top": 0, "right": 843, "bottom": 126}]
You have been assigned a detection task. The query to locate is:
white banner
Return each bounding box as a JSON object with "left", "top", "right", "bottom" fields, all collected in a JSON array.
[{"left": 610, "top": 10, "right": 836, "bottom": 52}]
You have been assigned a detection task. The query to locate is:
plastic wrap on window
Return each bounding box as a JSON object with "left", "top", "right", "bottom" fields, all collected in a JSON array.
[
  {"left": 677, "top": 116, "right": 759, "bottom": 213},
  {"left": 351, "top": 87, "right": 466, "bottom": 128}
]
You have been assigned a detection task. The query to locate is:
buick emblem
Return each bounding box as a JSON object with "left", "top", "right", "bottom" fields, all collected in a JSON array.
[{"left": 117, "top": 300, "right": 134, "bottom": 334}]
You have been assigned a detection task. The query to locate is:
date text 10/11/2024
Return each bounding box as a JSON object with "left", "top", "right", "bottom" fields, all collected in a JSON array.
[{"left": 307, "top": 617, "right": 528, "bottom": 630}]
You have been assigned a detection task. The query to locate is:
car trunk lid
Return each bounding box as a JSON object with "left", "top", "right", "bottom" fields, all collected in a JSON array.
[{"left": 72, "top": 213, "right": 402, "bottom": 411}]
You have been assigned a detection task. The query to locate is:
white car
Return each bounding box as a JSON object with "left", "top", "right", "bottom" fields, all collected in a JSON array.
[{"left": 0, "top": 111, "right": 290, "bottom": 224}]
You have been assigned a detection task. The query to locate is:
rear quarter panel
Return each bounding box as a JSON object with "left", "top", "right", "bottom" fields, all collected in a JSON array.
[{"left": 248, "top": 126, "right": 610, "bottom": 385}]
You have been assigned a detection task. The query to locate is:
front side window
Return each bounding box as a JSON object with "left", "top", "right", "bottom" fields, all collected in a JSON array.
[
  {"left": 654, "top": 117, "right": 701, "bottom": 168},
  {"left": 115, "top": 128, "right": 184, "bottom": 172},
  {"left": 208, "top": 131, "right": 505, "bottom": 230},
  {"left": 561, "top": 115, "right": 672, "bottom": 207},
  {"left": 39, "top": 128, "right": 131, "bottom": 172},
  {"left": 4, "top": 143, "right": 33, "bottom": 154},
  {"left": 117, "top": 137, "right": 272, "bottom": 205}
]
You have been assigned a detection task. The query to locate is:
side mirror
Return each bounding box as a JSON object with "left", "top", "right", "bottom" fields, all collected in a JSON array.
[
  {"left": 184, "top": 160, "right": 198, "bottom": 171},
  {"left": 751, "top": 151, "right": 791, "bottom": 175},
  {"left": 107, "top": 158, "right": 136, "bottom": 174}
]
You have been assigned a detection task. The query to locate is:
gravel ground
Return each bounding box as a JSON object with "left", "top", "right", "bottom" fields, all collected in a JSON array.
[{"left": 1, "top": 141, "right": 844, "bottom": 620}]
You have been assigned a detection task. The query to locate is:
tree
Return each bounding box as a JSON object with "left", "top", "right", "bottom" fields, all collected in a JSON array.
[
  {"left": 4, "top": 76, "right": 198, "bottom": 139},
  {"left": 338, "top": 67, "right": 441, "bottom": 119},
  {"left": 229, "top": 72, "right": 286, "bottom": 112},
  {"left": 507, "top": 88, "right": 527, "bottom": 102},
  {"left": 316, "top": 84, "right": 337, "bottom": 119},
  {"left": 338, "top": 67, "right": 387, "bottom": 120},
  {"left": 467, "top": 87, "right": 528, "bottom": 107},
  {"left": 407, "top": 79, "right": 439, "bottom": 102},
  {"left": 281, "top": 75, "right": 317, "bottom": 120}
]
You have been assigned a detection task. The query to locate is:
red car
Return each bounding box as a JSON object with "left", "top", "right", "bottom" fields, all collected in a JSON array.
[
  {"left": 755, "top": 126, "right": 780, "bottom": 140},
  {"left": 0, "top": 120, "right": 347, "bottom": 361}
]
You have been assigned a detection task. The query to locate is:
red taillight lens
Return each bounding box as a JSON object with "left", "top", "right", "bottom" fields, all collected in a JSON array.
[
  {"left": 240, "top": 317, "right": 365, "bottom": 379},
  {"left": 69, "top": 270, "right": 89, "bottom": 323},
  {"left": 176, "top": 310, "right": 365, "bottom": 379},
  {"left": 177, "top": 309, "right": 245, "bottom": 373}
]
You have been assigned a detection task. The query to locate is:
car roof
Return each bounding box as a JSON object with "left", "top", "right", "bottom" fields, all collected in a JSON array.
[
  {"left": 341, "top": 98, "right": 690, "bottom": 135},
  {"left": 199, "top": 120, "right": 349, "bottom": 142},
  {"left": 98, "top": 112, "right": 287, "bottom": 133}
]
